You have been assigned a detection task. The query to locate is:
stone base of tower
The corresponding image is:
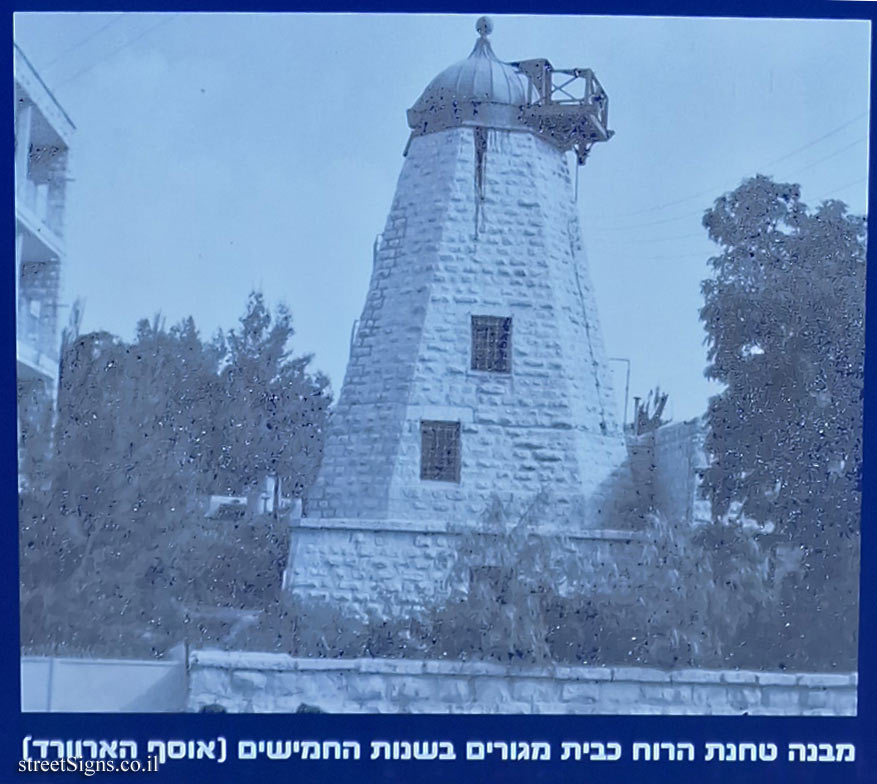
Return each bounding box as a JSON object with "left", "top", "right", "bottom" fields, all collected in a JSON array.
[
  {"left": 283, "top": 423, "right": 711, "bottom": 621},
  {"left": 282, "top": 517, "right": 647, "bottom": 621}
]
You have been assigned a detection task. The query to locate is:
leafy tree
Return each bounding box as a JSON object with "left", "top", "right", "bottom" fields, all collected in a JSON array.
[
  {"left": 207, "top": 292, "right": 331, "bottom": 499},
  {"left": 16, "top": 378, "right": 55, "bottom": 493},
  {"left": 699, "top": 175, "right": 864, "bottom": 667},
  {"left": 20, "top": 294, "right": 332, "bottom": 657},
  {"left": 20, "top": 321, "right": 220, "bottom": 656}
]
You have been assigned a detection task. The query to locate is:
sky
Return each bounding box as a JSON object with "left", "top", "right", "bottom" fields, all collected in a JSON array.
[{"left": 13, "top": 13, "right": 871, "bottom": 423}]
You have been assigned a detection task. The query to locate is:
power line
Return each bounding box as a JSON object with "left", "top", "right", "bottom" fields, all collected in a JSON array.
[
  {"left": 818, "top": 176, "right": 868, "bottom": 201},
  {"left": 590, "top": 206, "right": 704, "bottom": 232},
  {"left": 56, "top": 13, "right": 179, "bottom": 88},
  {"left": 591, "top": 250, "right": 712, "bottom": 262},
  {"left": 776, "top": 137, "right": 866, "bottom": 180},
  {"left": 589, "top": 231, "right": 707, "bottom": 245},
  {"left": 592, "top": 110, "right": 869, "bottom": 220},
  {"left": 587, "top": 177, "right": 868, "bottom": 262},
  {"left": 760, "top": 111, "right": 868, "bottom": 170},
  {"left": 43, "top": 13, "right": 127, "bottom": 70},
  {"left": 591, "top": 135, "right": 867, "bottom": 233}
]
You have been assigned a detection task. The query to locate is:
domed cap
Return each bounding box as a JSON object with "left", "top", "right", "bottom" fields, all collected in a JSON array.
[{"left": 407, "top": 18, "right": 530, "bottom": 136}]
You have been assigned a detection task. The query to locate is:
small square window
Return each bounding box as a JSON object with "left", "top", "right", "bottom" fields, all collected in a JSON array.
[
  {"left": 420, "top": 420, "right": 461, "bottom": 482},
  {"left": 471, "top": 315, "right": 512, "bottom": 373}
]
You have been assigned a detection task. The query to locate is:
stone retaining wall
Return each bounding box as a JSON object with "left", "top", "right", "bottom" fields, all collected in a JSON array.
[
  {"left": 188, "top": 650, "right": 856, "bottom": 716},
  {"left": 283, "top": 519, "right": 645, "bottom": 618}
]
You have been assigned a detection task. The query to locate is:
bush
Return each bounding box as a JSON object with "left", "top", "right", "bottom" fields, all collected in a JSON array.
[{"left": 267, "top": 494, "right": 845, "bottom": 671}]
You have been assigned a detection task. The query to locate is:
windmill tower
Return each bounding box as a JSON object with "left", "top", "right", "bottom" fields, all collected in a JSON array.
[{"left": 286, "top": 19, "right": 635, "bottom": 617}]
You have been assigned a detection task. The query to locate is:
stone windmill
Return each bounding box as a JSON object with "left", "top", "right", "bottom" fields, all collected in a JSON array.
[{"left": 285, "top": 19, "right": 636, "bottom": 617}]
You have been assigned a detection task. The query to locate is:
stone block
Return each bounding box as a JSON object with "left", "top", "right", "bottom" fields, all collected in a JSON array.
[
  {"left": 231, "top": 670, "right": 268, "bottom": 691},
  {"left": 801, "top": 688, "right": 831, "bottom": 709},
  {"left": 473, "top": 678, "right": 513, "bottom": 707},
  {"left": 721, "top": 670, "right": 758, "bottom": 684},
  {"left": 688, "top": 684, "right": 733, "bottom": 711},
  {"left": 560, "top": 682, "right": 599, "bottom": 703},
  {"left": 761, "top": 686, "right": 803, "bottom": 711},
  {"left": 637, "top": 684, "right": 694, "bottom": 705},
  {"left": 629, "top": 704, "right": 673, "bottom": 715},
  {"left": 670, "top": 669, "right": 724, "bottom": 684},
  {"left": 597, "top": 681, "right": 642, "bottom": 705},
  {"left": 190, "top": 668, "right": 232, "bottom": 698},
  {"left": 510, "top": 678, "right": 560, "bottom": 704},
  {"left": 755, "top": 672, "right": 798, "bottom": 686},
  {"left": 725, "top": 686, "right": 763, "bottom": 712},
  {"left": 612, "top": 666, "right": 668, "bottom": 683},
  {"left": 529, "top": 701, "right": 569, "bottom": 714},
  {"left": 344, "top": 674, "right": 388, "bottom": 703},
  {"left": 435, "top": 678, "right": 472, "bottom": 703},
  {"left": 363, "top": 659, "right": 425, "bottom": 676},
  {"left": 554, "top": 666, "right": 612, "bottom": 681},
  {"left": 387, "top": 676, "right": 439, "bottom": 703},
  {"left": 796, "top": 673, "right": 854, "bottom": 688},
  {"left": 260, "top": 668, "right": 297, "bottom": 694},
  {"left": 820, "top": 688, "right": 857, "bottom": 715},
  {"left": 295, "top": 658, "right": 358, "bottom": 672}
]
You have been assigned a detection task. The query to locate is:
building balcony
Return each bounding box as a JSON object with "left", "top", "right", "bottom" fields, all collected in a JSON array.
[
  {"left": 17, "top": 336, "right": 59, "bottom": 386},
  {"left": 18, "top": 176, "right": 65, "bottom": 243},
  {"left": 16, "top": 194, "right": 64, "bottom": 260}
]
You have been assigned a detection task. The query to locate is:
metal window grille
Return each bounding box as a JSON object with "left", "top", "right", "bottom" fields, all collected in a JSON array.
[
  {"left": 471, "top": 315, "right": 512, "bottom": 372},
  {"left": 420, "top": 420, "right": 461, "bottom": 482}
]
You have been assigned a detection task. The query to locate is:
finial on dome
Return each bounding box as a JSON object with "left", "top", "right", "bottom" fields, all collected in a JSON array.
[{"left": 476, "top": 16, "right": 493, "bottom": 38}]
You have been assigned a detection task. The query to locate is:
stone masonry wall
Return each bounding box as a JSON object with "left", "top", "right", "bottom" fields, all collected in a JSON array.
[
  {"left": 307, "top": 126, "right": 628, "bottom": 529},
  {"left": 628, "top": 419, "right": 710, "bottom": 525},
  {"left": 284, "top": 519, "right": 644, "bottom": 619},
  {"left": 188, "top": 650, "right": 857, "bottom": 716}
]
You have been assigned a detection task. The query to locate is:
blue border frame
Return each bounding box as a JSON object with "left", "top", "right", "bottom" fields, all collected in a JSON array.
[{"left": 4, "top": 2, "right": 875, "bottom": 782}]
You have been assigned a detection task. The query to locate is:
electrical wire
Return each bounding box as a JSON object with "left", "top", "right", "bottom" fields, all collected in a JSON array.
[
  {"left": 42, "top": 14, "right": 127, "bottom": 70},
  {"left": 593, "top": 110, "right": 869, "bottom": 220},
  {"left": 591, "top": 135, "right": 867, "bottom": 233},
  {"left": 55, "top": 13, "right": 179, "bottom": 88}
]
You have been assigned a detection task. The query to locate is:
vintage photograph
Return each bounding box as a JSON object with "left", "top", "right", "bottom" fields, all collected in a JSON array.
[{"left": 14, "top": 12, "right": 867, "bottom": 715}]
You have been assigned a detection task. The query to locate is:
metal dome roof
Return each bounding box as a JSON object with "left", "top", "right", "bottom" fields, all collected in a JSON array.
[
  {"left": 404, "top": 17, "right": 614, "bottom": 165},
  {"left": 407, "top": 18, "right": 530, "bottom": 136},
  {"left": 413, "top": 36, "right": 528, "bottom": 110}
]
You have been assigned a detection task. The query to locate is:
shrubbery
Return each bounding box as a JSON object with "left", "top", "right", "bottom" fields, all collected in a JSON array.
[
  {"left": 237, "top": 493, "right": 855, "bottom": 672},
  {"left": 19, "top": 292, "right": 327, "bottom": 659}
]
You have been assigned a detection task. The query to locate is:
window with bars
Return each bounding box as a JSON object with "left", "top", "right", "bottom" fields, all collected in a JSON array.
[
  {"left": 471, "top": 315, "right": 512, "bottom": 373},
  {"left": 420, "top": 420, "right": 461, "bottom": 482}
]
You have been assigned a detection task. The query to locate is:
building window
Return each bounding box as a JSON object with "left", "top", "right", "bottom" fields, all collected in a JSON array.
[
  {"left": 471, "top": 315, "right": 512, "bottom": 373},
  {"left": 420, "top": 420, "right": 461, "bottom": 482}
]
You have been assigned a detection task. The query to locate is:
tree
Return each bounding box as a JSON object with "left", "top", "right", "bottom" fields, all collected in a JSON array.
[
  {"left": 632, "top": 385, "right": 669, "bottom": 435},
  {"left": 699, "top": 175, "right": 864, "bottom": 667},
  {"left": 20, "top": 296, "right": 332, "bottom": 657},
  {"left": 207, "top": 292, "right": 331, "bottom": 499},
  {"left": 20, "top": 319, "right": 220, "bottom": 655}
]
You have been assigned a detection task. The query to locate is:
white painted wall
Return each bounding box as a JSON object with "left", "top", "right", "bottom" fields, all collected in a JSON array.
[{"left": 21, "top": 645, "right": 186, "bottom": 712}]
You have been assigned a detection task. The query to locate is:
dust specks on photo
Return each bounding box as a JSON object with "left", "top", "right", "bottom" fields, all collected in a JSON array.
[{"left": 14, "top": 13, "right": 866, "bottom": 715}]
